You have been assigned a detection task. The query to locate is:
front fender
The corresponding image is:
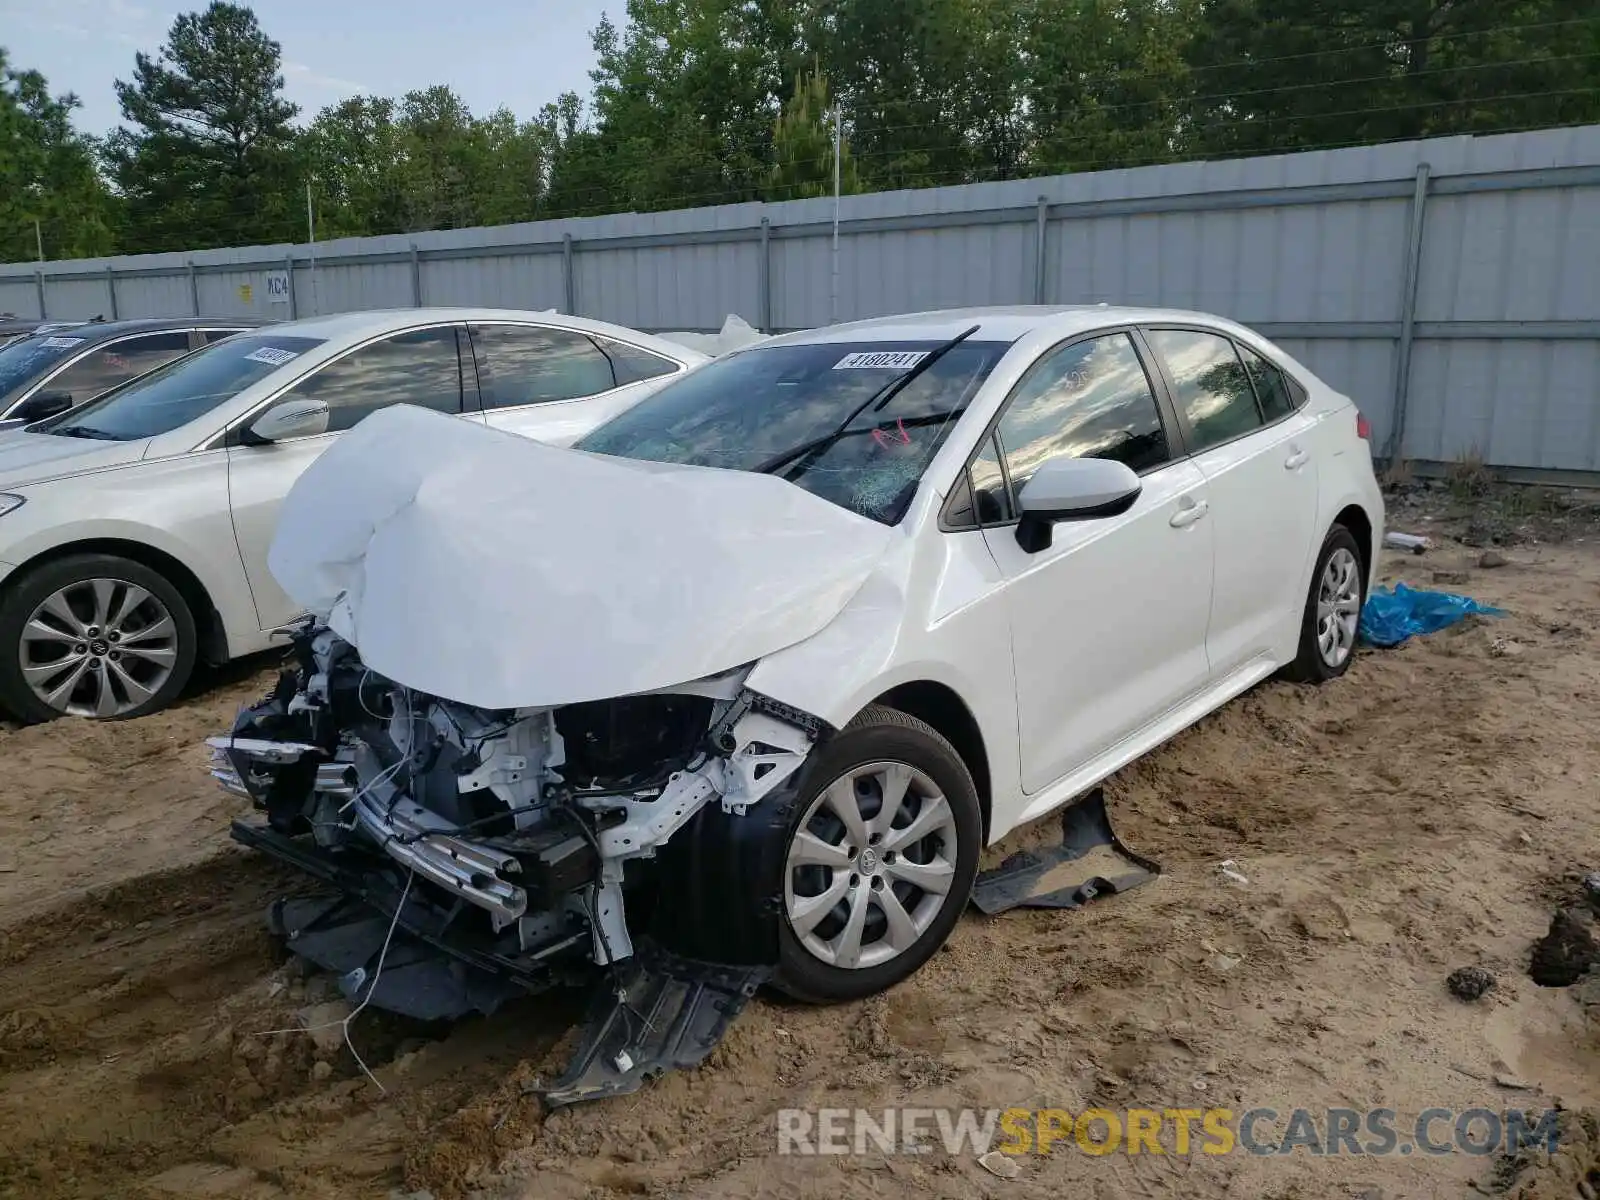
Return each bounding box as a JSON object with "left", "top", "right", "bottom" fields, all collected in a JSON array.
[
  {"left": 744, "top": 563, "right": 1020, "bottom": 837},
  {"left": 0, "top": 512, "right": 257, "bottom": 658}
]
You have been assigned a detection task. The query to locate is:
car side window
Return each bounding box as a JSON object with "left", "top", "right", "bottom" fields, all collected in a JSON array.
[
  {"left": 1146, "top": 329, "right": 1262, "bottom": 451},
  {"left": 1236, "top": 343, "right": 1297, "bottom": 422},
  {"left": 969, "top": 436, "right": 1012, "bottom": 525},
  {"left": 470, "top": 324, "right": 617, "bottom": 408},
  {"left": 993, "top": 332, "right": 1171, "bottom": 502},
  {"left": 283, "top": 326, "right": 464, "bottom": 433},
  {"left": 199, "top": 328, "right": 245, "bottom": 345},
  {"left": 45, "top": 331, "right": 192, "bottom": 402},
  {"left": 596, "top": 337, "right": 678, "bottom": 387}
]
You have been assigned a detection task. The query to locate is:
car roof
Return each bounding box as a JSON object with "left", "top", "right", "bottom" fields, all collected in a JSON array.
[
  {"left": 8, "top": 315, "right": 266, "bottom": 343},
  {"left": 258, "top": 307, "right": 708, "bottom": 362},
  {"left": 758, "top": 305, "right": 1258, "bottom": 347},
  {"left": 0, "top": 318, "right": 85, "bottom": 334}
]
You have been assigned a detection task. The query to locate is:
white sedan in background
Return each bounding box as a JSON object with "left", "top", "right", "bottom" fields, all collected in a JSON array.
[{"left": 0, "top": 308, "right": 706, "bottom": 722}]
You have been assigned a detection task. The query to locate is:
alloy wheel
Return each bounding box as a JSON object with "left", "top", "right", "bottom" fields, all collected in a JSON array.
[
  {"left": 1316, "top": 547, "right": 1362, "bottom": 668},
  {"left": 18, "top": 577, "right": 180, "bottom": 717},
  {"left": 783, "top": 760, "right": 960, "bottom": 970}
]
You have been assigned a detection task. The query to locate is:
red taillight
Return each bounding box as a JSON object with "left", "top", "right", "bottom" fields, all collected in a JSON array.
[{"left": 1355, "top": 410, "right": 1372, "bottom": 440}]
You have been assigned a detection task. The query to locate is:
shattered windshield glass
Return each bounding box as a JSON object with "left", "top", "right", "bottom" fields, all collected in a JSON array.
[{"left": 574, "top": 339, "right": 1009, "bottom": 524}]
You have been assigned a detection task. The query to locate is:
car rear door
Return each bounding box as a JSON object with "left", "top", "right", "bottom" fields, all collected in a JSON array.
[
  {"left": 466, "top": 322, "right": 683, "bottom": 446},
  {"left": 226, "top": 324, "right": 473, "bottom": 631},
  {"left": 1142, "top": 327, "right": 1320, "bottom": 679},
  {"left": 972, "top": 329, "right": 1215, "bottom": 794}
]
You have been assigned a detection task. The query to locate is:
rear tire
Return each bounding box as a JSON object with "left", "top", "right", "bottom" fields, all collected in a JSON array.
[
  {"left": 772, "top": 705, "right": 981, "bottom": 1003},
  {"left": 1283, "top": 525, "right": 1365, "bottom": 684},
  {"left": 0, "top": 553, "right": 197, "bottom": 723}
]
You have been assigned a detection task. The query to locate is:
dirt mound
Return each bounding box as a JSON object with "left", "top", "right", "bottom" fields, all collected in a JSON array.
[{"left": 1529, "top": 910, "right": 1599, "bottom": 988}]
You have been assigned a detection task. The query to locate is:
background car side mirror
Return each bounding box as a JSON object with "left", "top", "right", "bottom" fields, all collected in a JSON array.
[
  {"left": 14, "top": 391, "right": 74, "bottom": 423},
  {"left": 242, "top": 398, "right": 330, "bottom": 445},
  {"left": 1014, "top": 456, "right": 1142, "bottom": 553}
]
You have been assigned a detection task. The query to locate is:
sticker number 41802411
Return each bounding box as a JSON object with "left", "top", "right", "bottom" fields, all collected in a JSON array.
[
  {"left": 833, "top": 351, "right": 928, "bottom": 370},
  {"left": 244, "top": 346, "right": 301, "bottom": 367}
]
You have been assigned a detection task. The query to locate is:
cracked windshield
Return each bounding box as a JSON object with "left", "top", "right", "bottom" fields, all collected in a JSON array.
[{"left": 575, "top": 339, "right": 1010, "bottom": 523}]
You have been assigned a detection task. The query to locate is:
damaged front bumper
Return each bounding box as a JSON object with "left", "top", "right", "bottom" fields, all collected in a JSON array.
[{"left": 208, "top": 622, "right": 825, "bottom": 1101}]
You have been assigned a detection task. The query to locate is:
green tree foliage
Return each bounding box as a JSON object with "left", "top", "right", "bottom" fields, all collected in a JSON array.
[
  {"left": 304, "top": 87, "right": 548, "bottom": 237},
  {"left": 1184, "top": 0, "right": 1600, "bottom": 155},
  {"left": 1024, "top": 0, "right": 1201, "bottom": 173},
  {"left": 768, "top": 67, "right": 858, "bottom": 199},
  {"left": 106, "top": 2, "right": 304, "bottom": 252},
  {"left": 536, "top": 92, "right": 622, "bottom": 218},
  {"left": 4, "top": 0, "right": 1599, "bottom": 261},
  {"left": 0, "top": 50, "right": 116, "bottom": 263},
  {"left": 571, "top": 3, "right": 808, "bottom": 210},
  {"left": 302, "top": 96, "right": 408, "bottom": 239}
]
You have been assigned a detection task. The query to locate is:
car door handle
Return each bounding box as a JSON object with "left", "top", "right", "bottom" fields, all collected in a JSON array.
[
  {"left": 1170, "top": 499, "right": 1209, "bottom": 528},
  {"left": 1284, "top": 446, "right": 1309, "bottom": 470}
]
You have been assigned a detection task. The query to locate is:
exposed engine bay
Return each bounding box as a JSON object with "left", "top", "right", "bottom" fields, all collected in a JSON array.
[{"left": 211, "top": 620, "right": 827, "bottom": 1102}]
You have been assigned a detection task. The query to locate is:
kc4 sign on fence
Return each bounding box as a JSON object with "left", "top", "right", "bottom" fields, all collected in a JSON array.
[{"left": 264, "top": 270, "right": 292, "bottom": 305}]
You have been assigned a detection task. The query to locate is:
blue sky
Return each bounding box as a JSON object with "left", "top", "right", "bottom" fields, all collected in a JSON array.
[{"left": 2, "top": 0, "right": 624, "bottom": 136}]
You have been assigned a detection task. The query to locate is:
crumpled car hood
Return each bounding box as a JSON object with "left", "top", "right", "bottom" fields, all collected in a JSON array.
[{"left": 268, "top": 405, "right": 895, "bottom": 710}]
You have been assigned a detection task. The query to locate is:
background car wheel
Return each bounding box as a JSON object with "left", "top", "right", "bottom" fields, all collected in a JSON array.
[
  {"left": 773, "top": 705, "right": 982, "bottom": 1003},
  {"left": 1284, "top": 525, "right": 1366, "bottom": 684},
  {"left": 0, "top": 553, "right": 197, "bottom": 723}
]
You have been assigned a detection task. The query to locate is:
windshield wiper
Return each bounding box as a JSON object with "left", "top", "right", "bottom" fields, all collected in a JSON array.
[
  {"left": 754, "top": 323, "right": 982, "bottom": 477},
  {"left": 48, "top": 425, "right": 123, "bottom": 441}
]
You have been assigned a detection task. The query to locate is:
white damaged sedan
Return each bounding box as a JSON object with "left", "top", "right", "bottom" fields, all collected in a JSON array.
[{"left": 212, "top": 305, "right": 1382, "bottom": 1100}]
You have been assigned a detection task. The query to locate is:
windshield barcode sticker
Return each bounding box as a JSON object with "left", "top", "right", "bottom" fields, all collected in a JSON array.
[
  {"left": 245, "top": 346, "right": 301, "bottom": 366},
  {"left": 833, "top": 351, "right": 928, "bottom": 370},
  {"left": 40, "top": 336, "right": 84, "bottom": 349}
]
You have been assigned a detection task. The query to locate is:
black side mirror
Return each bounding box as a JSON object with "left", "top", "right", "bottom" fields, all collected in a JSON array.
[{"left": 15, "top": 391, "right": 74, "bottom": 423}]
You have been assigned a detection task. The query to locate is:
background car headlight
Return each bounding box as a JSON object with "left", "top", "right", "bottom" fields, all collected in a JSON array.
[{"left": 0, "top": 495, "right": 23, "bottom": 517}]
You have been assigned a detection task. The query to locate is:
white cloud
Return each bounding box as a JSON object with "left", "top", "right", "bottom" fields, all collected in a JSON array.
[{"left": 282, "top": 60, "right": 371, "bottom": 97}]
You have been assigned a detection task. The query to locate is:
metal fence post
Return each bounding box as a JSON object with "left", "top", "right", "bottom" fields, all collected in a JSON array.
[
  {"left": 410, "top": 243, "right": 422, "bottom": 306},
  {"left": 34, "top": 270, "right": 46, "bottom": 319},
  {"left": 1034, "top": 196, "right": 1049, "bottom": 305},
  {"left": 105, "top": 265, "right": 119, "bottom": 320},
  {"left": 759, "top": 216, "right": 772, "bottom": 333},
  {"left": 187, "top": 260, "right": 200, "bottom": 315},
  {"left": 562, "top": 233, "right": 576, "bottom": 315},
  {"left": 284, "top": 255, "right": 298, "bottom": 320},
  {"left": 1387, "top": 162, "right": 1432, "bottom": 463}
]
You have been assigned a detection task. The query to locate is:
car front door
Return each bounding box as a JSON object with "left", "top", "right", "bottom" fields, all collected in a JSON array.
[
  {"left": 226, "top": 324, "right": 471, "bottom": 631},
  {"left": 1143, "top": 328, "right": 1320, "bottom": 678},
  {"left": 975, "top": 330, "right": 1215, "bottom": 795},
  {"left": 468, "top": 323, "right": 682, "bottom": 446}
]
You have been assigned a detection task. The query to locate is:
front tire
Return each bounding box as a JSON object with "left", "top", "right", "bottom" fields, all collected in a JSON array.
[
  {"left": 1284, "top": 525, "right": 1366, "bottom": 684},
  {"left": 774, "top": 705, "right": 981, "bottom": 1003},
  {"left": 0, "top": 553, "right": 197, "bottom": 723}
]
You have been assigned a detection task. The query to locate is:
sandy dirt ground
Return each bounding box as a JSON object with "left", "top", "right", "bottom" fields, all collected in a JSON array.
[{"left": 1, "top": 483, "right": 1598, "bottom": 1200}]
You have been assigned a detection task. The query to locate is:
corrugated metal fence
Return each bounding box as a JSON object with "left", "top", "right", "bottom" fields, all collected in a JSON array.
[{"left": 4, "top": 125, "right": 1599, "bottom": 476}]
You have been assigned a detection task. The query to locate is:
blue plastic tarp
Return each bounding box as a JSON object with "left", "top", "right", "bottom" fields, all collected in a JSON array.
[{"left": 1359, "top": 582, "right": 1505, "bottom": 648}]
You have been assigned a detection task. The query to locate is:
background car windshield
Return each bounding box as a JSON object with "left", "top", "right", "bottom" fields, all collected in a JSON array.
[
  {"left": 32, "top": 333, "right": 326, "bottom": 441},
  {"left": 0, "top": 335, "right": 79, "bottom": 405},
  {"left": 574, "top": 339, "right": 1008, "bottom": 523}
]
